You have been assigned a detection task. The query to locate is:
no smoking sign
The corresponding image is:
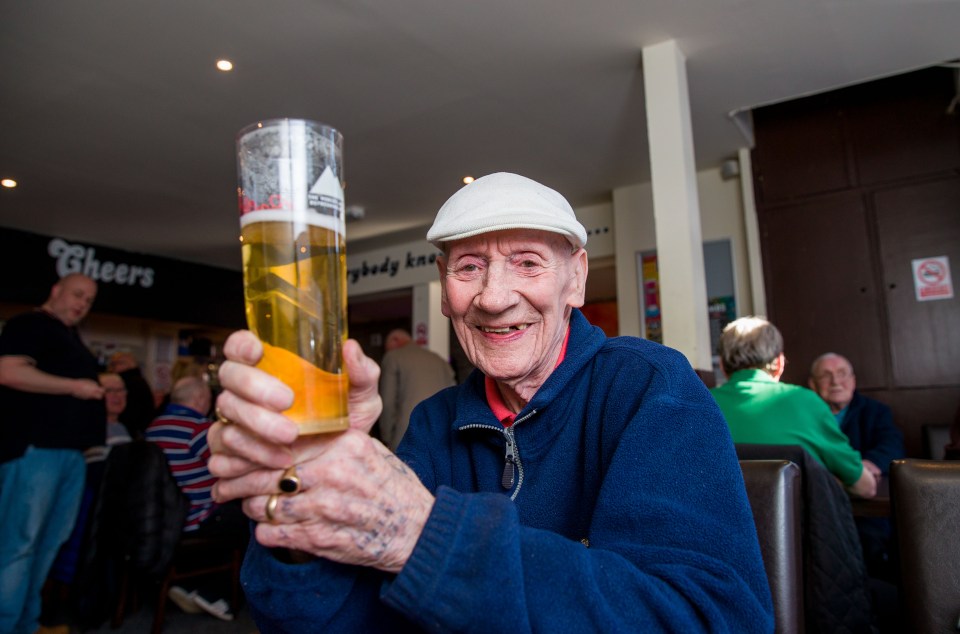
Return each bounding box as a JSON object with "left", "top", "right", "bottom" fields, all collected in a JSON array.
[{"left": 911, "top": 256, "right": 954, "bottom": 301}]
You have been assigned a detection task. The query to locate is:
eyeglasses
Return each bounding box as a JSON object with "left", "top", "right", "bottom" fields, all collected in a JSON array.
[
  {"left": 813, "top": 369, "right": 851, "bottom": 382},
  {"left": 104, "top": 387, "right": 128, "bottom": 394}
]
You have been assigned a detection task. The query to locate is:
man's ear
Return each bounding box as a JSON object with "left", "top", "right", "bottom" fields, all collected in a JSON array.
[
  {"left": 566, "top": 248, "right": 588, "bottom": 308},
  {"left": 770, "top": 353, "right": 787, "bottom": 381}
]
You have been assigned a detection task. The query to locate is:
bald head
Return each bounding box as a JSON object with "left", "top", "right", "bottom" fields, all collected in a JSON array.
[
  {"left": 385, "top": 329, "right": 412, "bottom": 352},
  {"left": 43, "top": 274, "right": 97, "bottom": 326},
  {"left": 170, "top": 376, "right": 212, "bottom": 416}
]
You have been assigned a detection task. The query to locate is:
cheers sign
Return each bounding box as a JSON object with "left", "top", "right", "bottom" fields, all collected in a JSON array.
[{"left": 48, "top": 238, "right": 155, "bottom": 288}]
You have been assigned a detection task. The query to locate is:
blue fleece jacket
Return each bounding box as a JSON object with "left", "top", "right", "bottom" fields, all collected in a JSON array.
[{"left": 241, "top": 310, "right": 773, "bottom": 633}]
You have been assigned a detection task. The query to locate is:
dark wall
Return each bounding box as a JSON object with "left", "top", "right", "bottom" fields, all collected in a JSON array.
[
  {"left": 0, "top": 227, "right": 245, "bottom": 329},
  {"left": 752, "top": 66, "right": 960, "bottom": 457}
]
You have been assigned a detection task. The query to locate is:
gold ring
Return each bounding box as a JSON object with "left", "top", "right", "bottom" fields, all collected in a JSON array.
[
  {"left": 265, "top": 494, "right": 279, "bottom": 522},
  {"left": 215, "top": 406, "right": 231, "bottom": 425},
  {"left": 278, "top": 466, "right": 301, "bottom": 495}
]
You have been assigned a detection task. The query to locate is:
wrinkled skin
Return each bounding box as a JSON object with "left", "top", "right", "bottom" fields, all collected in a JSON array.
[{"left": 208, "top": 333, "right": 434, "bottom": 573}]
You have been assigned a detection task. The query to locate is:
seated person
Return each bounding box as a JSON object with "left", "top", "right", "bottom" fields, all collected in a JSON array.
[
  {"left": 107, "top": 351, "right": 156, "bottom": 440},
  {"left": 206, "top": 172, "right": 774, "bottom": 632},
  {"left": 146, "top": 376, "right": 247, "bottom": 621},
  {"left": 710, "top": 316, "right": 876, "bottom": 499},
  {"left": 809, "top": 352, "right": 904, "bottom": 582},
  {"left": 82, "top": 372, "right": 133, "bottom": 463},
  {"left": 808, "top": 353, "right": 903, "bottom": 475}
]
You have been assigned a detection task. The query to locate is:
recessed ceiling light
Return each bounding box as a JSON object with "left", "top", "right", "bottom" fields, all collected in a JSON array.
[
  {"left": 216, "top": 59, "right": 234, "bottom": 72},
  {"left": 1, "top": 178, "right": 17, "bottom": 188},
  {"left": 462, "top": 176, "right": 474, "bottom": 184}
]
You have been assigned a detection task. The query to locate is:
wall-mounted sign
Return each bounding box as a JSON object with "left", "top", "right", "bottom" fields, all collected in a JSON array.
[
  {"left": 48, "top": 238, "right": 156, "bottom": 288},
  {"left": 912, "top": 256, "right": 953, "bottom": 302},
  {"left": 346, "top": 240, "right": 444, "bottom": 296},
  {"left": 0, "top": 227, "right": 244, "bottom": 328}
]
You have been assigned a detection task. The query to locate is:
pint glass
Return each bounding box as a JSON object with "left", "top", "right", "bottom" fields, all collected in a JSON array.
[{"left": 236, "top": 119, "right": 349, "bottom": 434}]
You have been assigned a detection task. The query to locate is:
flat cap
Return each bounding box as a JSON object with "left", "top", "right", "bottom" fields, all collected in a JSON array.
[{"left": 426, "top": 172, "right": 588, "bottom": 249}]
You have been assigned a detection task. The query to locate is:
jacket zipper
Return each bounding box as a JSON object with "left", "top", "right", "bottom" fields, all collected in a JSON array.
[{"left": 460, "top": 408, "right": 536, "bottom": 501}]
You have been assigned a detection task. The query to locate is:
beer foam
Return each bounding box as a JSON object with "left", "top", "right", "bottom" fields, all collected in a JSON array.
[{"left": 240, "top": 208, "right": 345, "bottom": 235}]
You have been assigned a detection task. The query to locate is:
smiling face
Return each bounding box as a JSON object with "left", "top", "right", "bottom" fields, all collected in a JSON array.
[
  {"left": 438, "top": 229, "right": 587, "bottom": 407},
  {"left": 809, "top": 354, "right": 856, "bottom": 413}
]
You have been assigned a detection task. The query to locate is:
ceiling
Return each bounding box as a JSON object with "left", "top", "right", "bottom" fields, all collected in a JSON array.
[{"left": 2, "top": 0, "right": 958, "bottom": 272}]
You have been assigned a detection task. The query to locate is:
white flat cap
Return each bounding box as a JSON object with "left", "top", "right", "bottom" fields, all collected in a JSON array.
[{"left": 426, "top": 172, "right": 588, "bottom": 249}]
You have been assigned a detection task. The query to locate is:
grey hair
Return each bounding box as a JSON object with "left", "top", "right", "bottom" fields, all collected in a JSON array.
[
  {"left": 809, "top": 352, "right": 851, "bottom": 377},
  {"left": 170, "top": 376, "right": 210, "bottom": 406},
  {"left": 718, "top": 316, "right": 784, "bottom": 374}
]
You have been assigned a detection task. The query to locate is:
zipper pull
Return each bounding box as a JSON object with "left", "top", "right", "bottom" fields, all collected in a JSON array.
[{"left": 502, "top": 434, "right": 516, "bottom": 490}]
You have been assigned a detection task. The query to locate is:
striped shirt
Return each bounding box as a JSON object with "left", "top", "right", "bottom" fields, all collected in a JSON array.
[{"left": 145, "top": 403, "right": 217, "bottom": 532}]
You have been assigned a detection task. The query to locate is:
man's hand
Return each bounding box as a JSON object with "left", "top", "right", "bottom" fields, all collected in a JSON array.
[
  {"left": 0, "top": 356, "right": 104, "bottom": 399},
  {"left": 208, "top": 330, "right": 433, "bottom": 573},
  {"left": 848, "top": 462, "right": 879, "bottom": 499},
  {"left": 862, "top": 458, "right": 882, "bottom": 481},
  {"left": 71, "top": 378, "right": 105, "bottom": 400}
]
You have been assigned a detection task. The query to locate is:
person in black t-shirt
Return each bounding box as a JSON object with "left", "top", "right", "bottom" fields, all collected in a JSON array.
[{"left": 0, "top": 273, "right": 105, "bottom": 634}]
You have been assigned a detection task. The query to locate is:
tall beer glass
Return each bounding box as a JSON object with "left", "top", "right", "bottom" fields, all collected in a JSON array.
[{"left": 236, "top": 119, "right": 349, "bottom": 434}]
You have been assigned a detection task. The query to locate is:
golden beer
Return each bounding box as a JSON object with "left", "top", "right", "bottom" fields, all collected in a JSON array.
[{"left": 241, "top": 219, "right": 349, "bottom": 434}]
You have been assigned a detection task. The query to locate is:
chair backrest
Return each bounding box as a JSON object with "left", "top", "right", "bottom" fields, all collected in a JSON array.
[
  {"left": 98, "top": 441, "right": 189, "bottom": 576},
  {"left": 890, "top": 459, "right": 960, "bottom": 633},
  {"left": 921, "top": 424, "right": 951, "bottom": 460},
  {"left": 740, "top": 459, "right": 803, "bottom": 634},
  {"left": 735, "top": 444, "right": 876, "bottom": 633}
]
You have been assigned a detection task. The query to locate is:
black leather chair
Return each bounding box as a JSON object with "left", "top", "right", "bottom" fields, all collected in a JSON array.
[
  {"left": 890, "top": 459, "right": 960, "bottom": 633},
  {"left": 736, "top": 444, "right": 875, "bottom": 633},
  {"left": 740, "top": 459, "right": 803, "bottom": 634}
]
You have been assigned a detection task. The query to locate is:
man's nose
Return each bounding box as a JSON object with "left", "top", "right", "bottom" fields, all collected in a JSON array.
[{"left": 474, "top": 264, "right": 518, "bottom": 312}]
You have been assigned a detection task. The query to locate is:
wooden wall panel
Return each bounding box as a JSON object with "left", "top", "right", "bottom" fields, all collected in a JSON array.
[
  {"left": 752, "top": 97, "right": 852, "bottom": 203},
  {"left": 752, "top": 66, "right": 960, "bottom": 457},
  {"left": 874, "top": 178, "right": 960, "bottom": 387},
  {"left": 760, "top": 192, "right": 887, "bottom": 388}
]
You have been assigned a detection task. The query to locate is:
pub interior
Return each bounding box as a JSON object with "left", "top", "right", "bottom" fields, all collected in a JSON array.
[{"left": 1, "top": 5, "right": 959, "bottom": 633}]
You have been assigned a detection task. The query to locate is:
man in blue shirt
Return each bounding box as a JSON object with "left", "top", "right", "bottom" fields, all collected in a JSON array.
[
  {"left": 808, "top": 353, "right": 904, "bottom": 476},
  {"left": 205, "top": 172, "right": 774, "bottom": 632},
  {"left": 809, "top": 352, "right": 904, "bottom": 582}
]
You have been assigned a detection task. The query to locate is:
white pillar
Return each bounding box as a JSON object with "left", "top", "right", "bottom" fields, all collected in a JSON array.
[
  {"left": 738, "top": 147, "right": 767, "bottom": 317},
  {"left": 412, "top": 281, "right": 450, "bottom": 360},
  {"left": 642, "top": 40, "right": 712, "bottom": 370}
]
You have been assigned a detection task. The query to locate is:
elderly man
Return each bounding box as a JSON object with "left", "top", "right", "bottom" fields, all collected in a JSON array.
[
  {"left": 809, "top": 353, "right": 904, "bottom": 583},
  {"left": 711, "top": 317, "right": 876, "bottom": 499},
  {"left": 208, "top": 173, "right": 773, "bottom": 632},
  {"left": 0, "top": 273, "right": 105, "bottom": 634},
  {"left": 808, "top": 353, "right": 904, "bottom": 476}
]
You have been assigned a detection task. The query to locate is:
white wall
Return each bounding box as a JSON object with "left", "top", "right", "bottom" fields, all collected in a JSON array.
[{"left": 612, "top": 166, "right": 753, "bottom": 338}]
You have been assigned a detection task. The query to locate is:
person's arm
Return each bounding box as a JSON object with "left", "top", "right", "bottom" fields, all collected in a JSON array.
[
  {"left": 0, "top": 355, "right": 104, "bottom": 399},
  {"left": 379, "top": 367, "right": 773, "bottom": 632},
  {"left": 847, "top": 462, "right": 878, "bottom": 498},
  {"left": 213, "top": 335, "right": 773, "bottom": 632}
]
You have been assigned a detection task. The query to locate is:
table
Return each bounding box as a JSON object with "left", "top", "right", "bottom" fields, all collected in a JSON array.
[{"left": 849, "top": 475, "right": 890, "bottom": 518}]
